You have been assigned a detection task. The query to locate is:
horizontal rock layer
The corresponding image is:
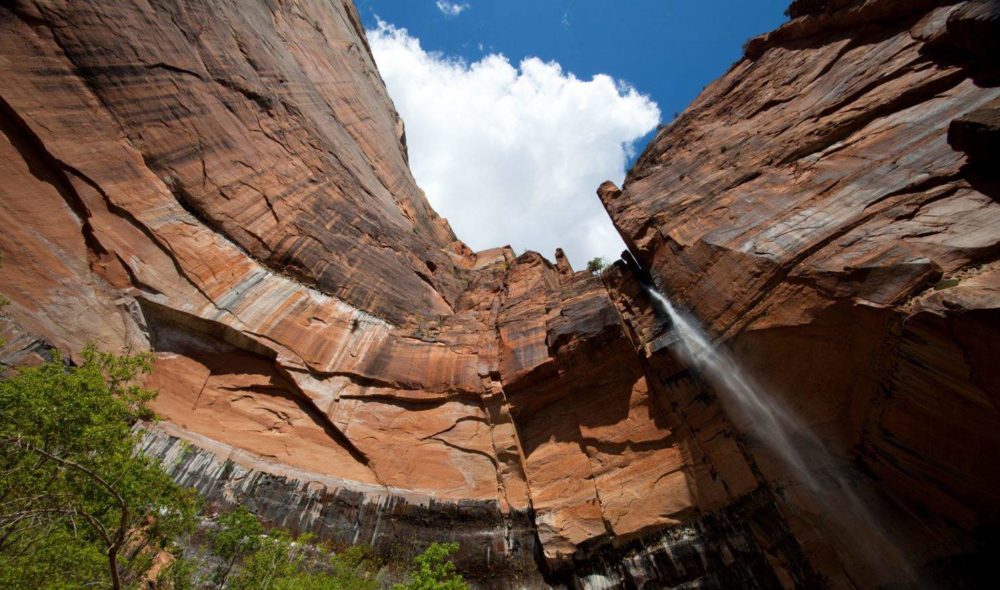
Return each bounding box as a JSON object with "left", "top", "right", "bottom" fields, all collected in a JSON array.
[{"left": 137, "top": 426, "right": 546, "bottom": 588}]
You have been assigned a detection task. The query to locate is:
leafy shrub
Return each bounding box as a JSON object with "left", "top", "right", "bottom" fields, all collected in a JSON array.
[
  {"left": 211, "top": 505, "right": 264, "bottom": 586},
  {"left": 586, "top": 257, "right": 607, "bottom": 274},
  {"left": 393, "top": 542, "right": 468, "bottom": 590},
  {"left": 224, "top": 529, "right": 383, "bottom": 590}
]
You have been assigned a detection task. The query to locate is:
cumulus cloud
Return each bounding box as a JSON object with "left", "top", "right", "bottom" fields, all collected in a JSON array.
[
  {"left": 368, "top": 21, "right": 660, "bottom": 268},
  {"left": 435, "top": 1, "right": 469, "bottom": 17}
]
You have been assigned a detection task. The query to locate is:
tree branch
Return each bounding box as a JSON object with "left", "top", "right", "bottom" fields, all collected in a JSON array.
[
  {"left": 5, "top": 436, "right": 129, "bottom": 589},
  {"left": 6, "top": 438, "right": 127, "bottom": 511}
]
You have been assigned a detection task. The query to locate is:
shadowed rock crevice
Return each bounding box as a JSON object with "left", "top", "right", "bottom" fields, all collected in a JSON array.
[{"left": 0, "top": 96, "right": 108, "bottom": 260}]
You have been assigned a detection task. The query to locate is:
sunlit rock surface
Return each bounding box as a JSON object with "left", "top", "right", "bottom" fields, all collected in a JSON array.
[{"left": 1, "top": 0, "right": 998, "bottom": 587}]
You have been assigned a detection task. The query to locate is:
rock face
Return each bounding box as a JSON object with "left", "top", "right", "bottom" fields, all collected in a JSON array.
[
  {"left": 1, "top": 0, "right": 998, "bottom": 587},
  {"left": 604, "top": 0, "right": 1000, "bottom": 586}
]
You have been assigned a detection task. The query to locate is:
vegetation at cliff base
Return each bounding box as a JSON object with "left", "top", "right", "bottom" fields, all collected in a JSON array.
[
  {"left": 161, "top": 506, "right": 465, "bottom": 590},
  {"left": 0, "top": 346, "right": 471, "bottom": 589},
  {"left": 392, "top": 542, "right": 468, "bottom": 590},
  {"left": 208, "top": 506, "right": 264, "bottom": 587},
  {"left": 0, "top": 347, "right": 198, "bottom": 589}
]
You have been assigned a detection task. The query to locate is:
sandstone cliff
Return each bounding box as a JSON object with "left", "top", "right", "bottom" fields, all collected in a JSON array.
[
  {"left": 603, "top": 0, "right": 1000, "bottom": 585},
  {"left": 1, "top": 0, "right": 998, "bottom": 588}
]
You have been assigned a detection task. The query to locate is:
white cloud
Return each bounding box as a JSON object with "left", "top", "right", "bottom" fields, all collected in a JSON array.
[
  {"left": 435, "top": 1, "right": 469, "bottom": 17},
  {"left": 368, "top": 21, "right": 660, "bottom": 269}
]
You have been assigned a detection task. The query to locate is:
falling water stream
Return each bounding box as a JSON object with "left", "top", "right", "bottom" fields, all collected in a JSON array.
[
  {"left": 644, "top": 284, "right": 919, "bottom": 587},
  {"left": 645, "top": 287, "right": 822, "bottom": 484}
]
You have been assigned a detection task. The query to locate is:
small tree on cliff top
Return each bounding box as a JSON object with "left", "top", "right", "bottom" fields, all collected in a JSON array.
[
  {"left": 586, "top": 257, "right": 607, "bottom": 275},
  {"left": 0, "top": 346, "right": 198, "bottom": 589}
]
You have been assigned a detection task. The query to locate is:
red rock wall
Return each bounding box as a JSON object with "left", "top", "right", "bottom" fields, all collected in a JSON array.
[
  {"left": 0, "top": 1, "right": 735, "bottom": 584},
  {"left": 604, "top": 0, "right": 1000, "bottom": 586}
]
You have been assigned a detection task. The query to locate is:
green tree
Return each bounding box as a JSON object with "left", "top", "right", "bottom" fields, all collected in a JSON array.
[
  {"left": 0, "top": 347, "right": 198, "bottom": 589},
  {"left": 324, "top": 544, "right": 381, "bottom": 590},
  {"left": 215, "top": 508, "right": 380, "bottom": 590},
  {"left": 211, "top": 505, "right": 265, "bottom": 587},
  {"left": 269, "top": 544, "right": 380, "bottom": 590},
  {"left": 393, "top": 542, "right": 468, "bottom": 590},
  {"left": 229, "top": 529, "right": 305, "bottom": 590},
  {"left": 586, "top": 257, "right": 607, "bottom": 274},
  {"left": 171, "top": 503, "right": 461, "bottom": 590}
]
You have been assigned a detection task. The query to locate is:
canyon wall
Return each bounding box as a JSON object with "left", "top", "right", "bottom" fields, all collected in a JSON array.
[
  {"left": 602, "top": 0, "right": 1000, "bottom": 586},
  {"left": 1, "top": 0, "right": 998, "bottom": 587}
]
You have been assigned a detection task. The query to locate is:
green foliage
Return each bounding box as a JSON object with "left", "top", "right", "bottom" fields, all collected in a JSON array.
[
  {"left": 412, "top": 314, "right": 435, "bottom": 341},
  {"left": 393, "top": 542, "right": 469, "bottom": 590},
  {"left": 586, "top": 257, "right": 607, "bottom": 275},
  {"left": 212, "top": 505, "right": 264, "bottom": 561},
  {"left": 210, "top": 508, "right": 381, "bottom": 590},
  {"left": 211, "top": 505, "right": 265, "bottom": 587},
  {"left": 231, "top": 531, "right": 381, "bottom": 590},
  {"left": 157, "top": 555, "right": 196, "bottom": 590},
  {"left": 204, "top": 509, "right": 470, "bottom": 590},
  {"left": 229, "top": 529, "right": 306, "bottom": 590},
  {"left": 0, "top": 527, "right": 107, "bottom": 589},
  {"left": 0, "top": 337, "right": 469, "bottom": 590},
  {"left": 935, "top": 278, "right": 960, "bottom": 291},
  {"left": 270, "top": 544, "right": 384, "bottom": 590},
  {"left": 0, "top": 347, "right": 199, "bottom": 589},
  {"left": 325, "top": 545, "right": 381, "bottom": 590}
]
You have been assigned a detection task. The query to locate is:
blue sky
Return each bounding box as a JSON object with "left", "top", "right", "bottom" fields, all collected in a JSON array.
[{"left": 357, "top": 0, "right": 789, "bottom": 267}]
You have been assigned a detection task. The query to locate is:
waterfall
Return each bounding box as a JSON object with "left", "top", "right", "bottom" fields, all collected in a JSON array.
[
  {"left": 644, "top": 284, "right": 919, "bottom": 586},
  {"left": 645, "top": 287, "right": 822, "bottom": 483}
]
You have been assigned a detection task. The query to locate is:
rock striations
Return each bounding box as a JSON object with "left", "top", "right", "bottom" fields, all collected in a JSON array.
[{"left": 1, "top": 0, "right": 998, "bottom": 587}]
